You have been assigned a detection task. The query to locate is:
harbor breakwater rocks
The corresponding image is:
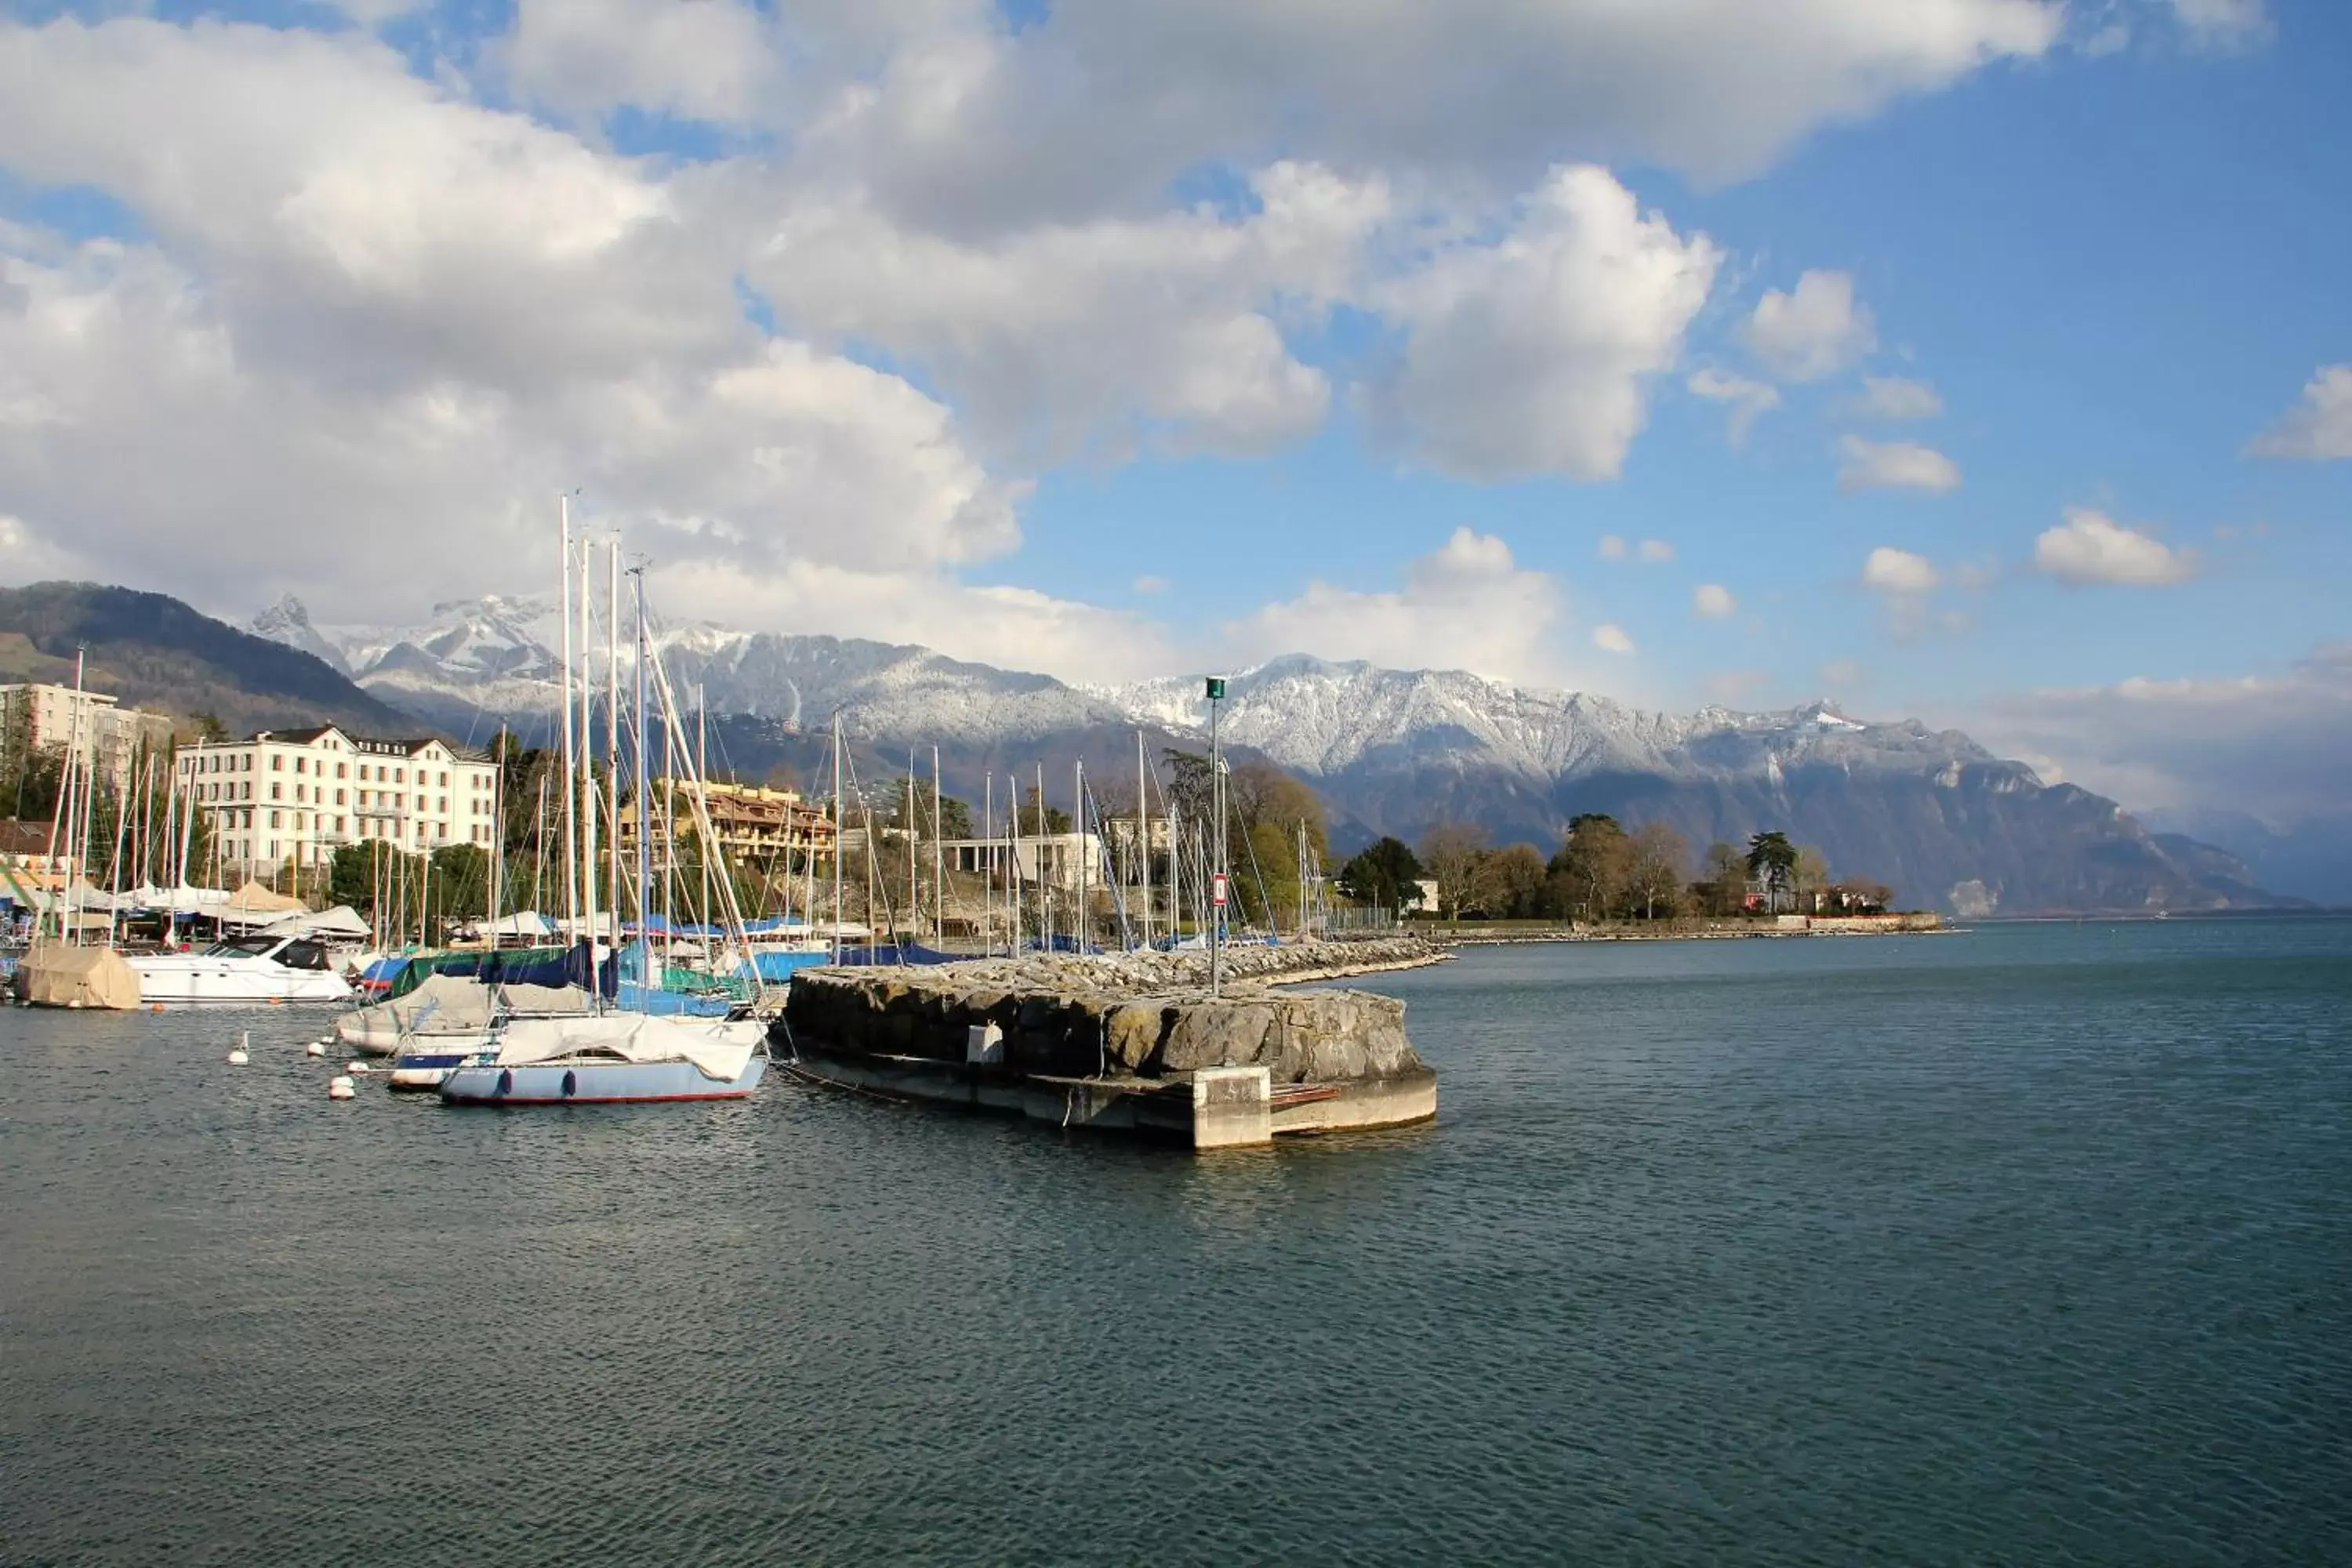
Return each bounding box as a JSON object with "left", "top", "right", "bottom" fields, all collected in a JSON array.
[{"left": 778, "top": 937, "right": 1444, "bottom": 1148}]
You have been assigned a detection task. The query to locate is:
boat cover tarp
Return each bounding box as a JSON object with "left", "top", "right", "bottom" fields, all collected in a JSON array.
[
  {"left": 13, "top": 945, "right": 143, "bottom": 1009},
  {"left": 750, "top": 949, "right": 831, "bottom": 982},
  {"left": 828, "top": 942, "right": 960, "bottom": 967},
  {"left": 265, "top": 903, "right": 371, "bottom": 940},
  {"left": 479, "top": 1013, "right": 760, "bottom": 1083},
  {"left": 385, "top": 943, "right": 607, "bottom": 1000}
]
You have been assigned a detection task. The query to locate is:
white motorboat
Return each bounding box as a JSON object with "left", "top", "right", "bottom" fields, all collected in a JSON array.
[{"left": 126, "top": 933, "right": 355, "bottom": 1005}]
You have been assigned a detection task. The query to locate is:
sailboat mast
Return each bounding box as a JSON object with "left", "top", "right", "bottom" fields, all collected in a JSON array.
[
  {"left": 1035, "top": 761, "right": 1048, "bottom": 953},
  {"left": 932, "top": 746, "right": 942, "bottom": 946},
  {"left": 906, "top": 751, "right": 916, "bottom": 952},
  {"left": 1138, "top": 731, "right": 1150, "bottom": 949},
  {"left": 829, "top": 711, "right": 843, "bottom": 964},
  {"left": 632, "top": 567, "right": 651, "bottom": 997},
  {"left": 1074, "top": 757, "right": 1086, "bottom": 953},
  {"left": 557, "top": 495, "right": 580, "bottom": 939},
  {"left": 605, "top": 537, "right": 622, "bottom": 959},
  {"left": 578, "top": 530, "right": 599, "bottom": 1001},
  {"left": 982, "top": 772, "right": 993, "bottom": 956}
]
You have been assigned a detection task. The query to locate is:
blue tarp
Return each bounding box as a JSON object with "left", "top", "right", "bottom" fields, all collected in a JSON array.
[
  {"left": 827, "top": 943, "right": 960, "bottom": 967},
  {"left": 751, "top": 950, "right": 830, "bottom": 982}
]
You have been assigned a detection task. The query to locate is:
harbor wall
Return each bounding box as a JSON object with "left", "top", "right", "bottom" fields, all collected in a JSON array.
[{"left": 777, "top": 938, "right": 1443, "bottom": 1149}]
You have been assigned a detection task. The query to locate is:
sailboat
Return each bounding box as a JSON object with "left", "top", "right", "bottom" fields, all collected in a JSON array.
[{"left": 439, "top": 505, "right": 770, "bottom": 1106}]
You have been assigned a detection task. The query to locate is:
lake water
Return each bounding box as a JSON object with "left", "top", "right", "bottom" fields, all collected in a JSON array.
[{"left": 4, "top": 920, "right": 2349, "bottom": 1565}]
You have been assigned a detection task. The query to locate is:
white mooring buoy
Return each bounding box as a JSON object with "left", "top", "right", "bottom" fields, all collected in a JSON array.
[
  {"left": 306, "top": 1040, "right": 328, "bottom": 1058},
  {"left": 346, "top": 1061, "right": 370, "bottom": 1075},
  {"left": 327, "top": 1074, "right": 358, "bottom": 1101},
  {"left": 227, "top": 1030, "right": 250, "bottom": 1066}
]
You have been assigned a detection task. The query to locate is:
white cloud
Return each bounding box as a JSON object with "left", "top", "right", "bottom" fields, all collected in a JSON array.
[
  {"left": 1693, "top": 583, "right": 1737, "bottom": 618},
  {"left": 1592, "top": 623, "right": 1635, "bottom": 655},
  {"left": 0, "top": 2, "right": 2082, "bottom": 672},
  {"left": 1838, "top": 434, "right": 1962, "bottom": 492},
  {"left": 1687, "top": 366, "right": 1782, "bottom": 443},
  {"left": 2032, "top": 506, "right": 2198, "bottom": 586},
  {"left": 1852, "top": 375, "right": 1943, "bottom": 420},
  {"left": 1132, "top": 575, "right": 1169, "bottom": 596},
  {"left": 798, "top": 0, "right": 2063, "bottom": 230},
  {"left": 1974, "top": 641, "right": 2352, "bottom": 823},
  {"left": 1598, "top": 534, "right": 1628, "bottom": 561},
  {"left": 1370, "top": 165, "right": 1720, "bottom": 481},
  {"left": 1742, "top": 269, "right": 1876, "bottom": 383},
  {"left": 1232, "top": 528, "right": 1569, "bottom": 684},
  {"left": 1862, "top": 546, "right": 1940, "bottom": 594},
  {"left": 1638, "top": 539, "right": 1675, "bottom": 564},
  {"left": 2247, "top": 365, "right": 2352, "bottom": 460},
  {"left": 501, "top": 0, "right": 779, "bottom": 125},
  {"left": 753, "top": 159, "right": 1377, "bottom": 463},
  {"left": 2165, "top": 0, "right": 2272, "bottom": 50}
]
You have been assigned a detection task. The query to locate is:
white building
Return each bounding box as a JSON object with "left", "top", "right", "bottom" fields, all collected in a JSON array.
[
  {"left": 176, "top": 725, "right": 499, "bottom": 880},
  {"left": 0, "top": 681, "right": 175, "bottom": 795},
  {"left": 942, "top": 832, "right": 1104, "bottom": 893}
]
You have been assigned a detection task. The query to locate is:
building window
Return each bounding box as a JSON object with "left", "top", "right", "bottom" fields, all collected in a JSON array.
[
  {"left": 272, "top": 755, "right": 283, "bottom": 771},
  {"left": 296, "top": 757, "right": 307, "bottom": 775},
  {"left": 335, "top": 789, "right": 346, "bottom": 805},
  {"left": 439, "top": 771, "right": 448, "bottom": 786},
  {"left": 335, "top": 816, "right": 345, "bottom": 833},
  {"left": 337, "top": 763, "right": 347, "bottom": 779},
  {"left": 395, "top": 768, "right": 405, "bottom": 783},
  {"left": 438, "top": 796, "right": 448, "bottom": 813},
  {"left": 270, "top": 783, "right": 281, "bottom": 800},
  {"left": 270, "top": 811, "right": 281, "bottom": 828}
]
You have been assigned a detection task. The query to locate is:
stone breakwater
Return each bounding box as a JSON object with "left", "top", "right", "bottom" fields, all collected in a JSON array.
[{"left": 775, "top": 937, "right": 1446, "bottom": 1149}]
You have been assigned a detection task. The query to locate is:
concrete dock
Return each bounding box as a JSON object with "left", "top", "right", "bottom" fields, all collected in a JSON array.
[{"left": 773, "top": 937, "right": 1443, "bottom": 1150}]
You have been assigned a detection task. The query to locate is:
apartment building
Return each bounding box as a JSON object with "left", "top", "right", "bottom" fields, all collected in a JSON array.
[
  {"left": 0, "top": 681, "right": 176, "bottom": 794},
  {"left": 177, "top": 725, "right": 499, "bottom": 878},
  {"left": 615, "top": 778, "right": 835, "bottom": 870}
]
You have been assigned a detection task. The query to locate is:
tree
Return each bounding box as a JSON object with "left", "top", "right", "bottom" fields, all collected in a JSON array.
[
  {"left": 1624, "top": 821, "right": 1690, "bottom": 921},
  {"left": 1338, "top": 837, "right": 1423, "bottom": 908},
  {"left": 1746, "top": 831, "right": 1798, "bottom": 913},
  {"left": 1476, "top": 842, "right": 1549, "bottom": 918},
  {"left": 761, "top": 760, "right": 803, "bottom": 794},
  {"left": 1794, "top": 844, "right": 1831, "bottom": 913},
  {"left": 1698, "top": 840, "right": 1749, "bottom": 916},
  {"left": 1012, "top": 787, "right": 1070, "bottom": 837},
  {"left": 1417, "top": 822, "right": 1487, "bottom": 921},
  {"left": 1552, "top": 813, "right": 1632, "bottom": 922},
  {"left": 884, "top": 779, "right": 975, "bottom": 840}
]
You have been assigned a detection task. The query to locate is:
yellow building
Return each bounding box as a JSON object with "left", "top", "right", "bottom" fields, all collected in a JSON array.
[{"left": 615, "top": 778, "right": 835, "bottom": 869}]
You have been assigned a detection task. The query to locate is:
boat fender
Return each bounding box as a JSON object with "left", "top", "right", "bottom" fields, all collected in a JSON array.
[
  {"left": 496, "top": 1069, "right": 514, "bottom": 1096},
  {"left": 305, "top": 1041, "right": 327, "bottom": 1057},
  {"left": 562, "top": 1070, "right": 577, "bottom": 1098},
  {"left": 327, "top": 1075, "right": 357, "bottom": 1101}
]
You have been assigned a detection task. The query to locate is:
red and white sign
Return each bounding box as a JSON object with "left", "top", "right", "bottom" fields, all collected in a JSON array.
[{"left": 1211, "top": 873, "right": 1229, "bottom": 908}]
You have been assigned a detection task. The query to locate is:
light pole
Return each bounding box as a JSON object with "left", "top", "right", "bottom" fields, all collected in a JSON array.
[{"left": 1207, "top": 675, "right": 1226, "bottom": 999}]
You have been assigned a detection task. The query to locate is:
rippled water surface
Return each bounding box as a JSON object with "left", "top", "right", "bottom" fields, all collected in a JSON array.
[{"left": 5, "top": 920, "right": 2351, "bottom": 1565}]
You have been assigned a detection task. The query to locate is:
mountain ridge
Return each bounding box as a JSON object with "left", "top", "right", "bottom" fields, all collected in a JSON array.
[{"left": 241, "top": 590, "right": 2298, "bottom": 916}]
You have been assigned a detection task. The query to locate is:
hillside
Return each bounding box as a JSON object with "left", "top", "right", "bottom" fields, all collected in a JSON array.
[{"left": 0, "top": 582, "right": 419, "bottom": 740}]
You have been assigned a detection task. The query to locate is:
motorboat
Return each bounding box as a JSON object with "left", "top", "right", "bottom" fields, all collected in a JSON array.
[
  {"left": 437, "top": 1012, "right": 768, "bottom": 1105},
  {"left": 125, "top": 933, "right": 354, "bottom": 1005}
]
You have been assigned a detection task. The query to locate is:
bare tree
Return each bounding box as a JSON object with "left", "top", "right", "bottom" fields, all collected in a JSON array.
[
  {"left": 1625, "top": 822, "right": 1690, "bottom": 921},
  {"left": 1417, "top": 822, "right": 1488, "bottom": 921}
]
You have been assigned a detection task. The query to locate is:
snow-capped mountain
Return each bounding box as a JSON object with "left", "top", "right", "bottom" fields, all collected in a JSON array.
[{"left": 252, "top": 595, "right": 2289, "bottom": 913}]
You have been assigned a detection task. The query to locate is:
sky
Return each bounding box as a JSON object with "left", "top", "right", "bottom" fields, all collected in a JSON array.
[{"left": 0, "top": 0, "right": 2347, "bottom": 826}]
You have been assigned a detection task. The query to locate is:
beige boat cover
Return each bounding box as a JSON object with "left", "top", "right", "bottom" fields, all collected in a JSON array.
[{"left": 14, "top": 946, "right": 143, "bottom": 1010}]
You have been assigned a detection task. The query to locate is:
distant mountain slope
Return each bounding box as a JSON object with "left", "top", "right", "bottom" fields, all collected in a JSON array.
[
  {"left": 2, "top": 582, "right": 417, "bottom": 739},
  {"left": 251, "top": 593, "right": 2297, "bottom": 916}
]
